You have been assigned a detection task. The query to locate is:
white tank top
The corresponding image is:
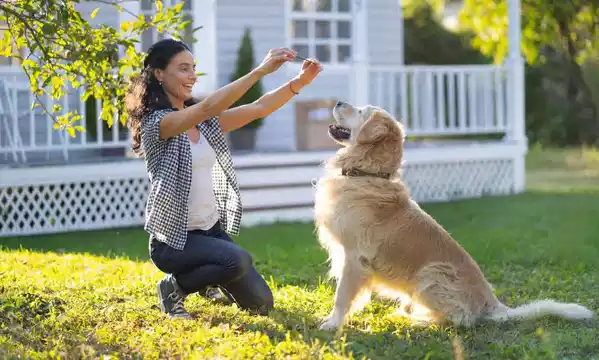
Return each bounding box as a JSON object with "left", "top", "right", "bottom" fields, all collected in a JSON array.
[{"left": 187, "top": 133, "right": 220, "bottom": 230}]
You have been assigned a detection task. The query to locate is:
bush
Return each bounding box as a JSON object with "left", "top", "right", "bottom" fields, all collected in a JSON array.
[
  {"left": 229, "top": 27, "right": 264, "bottom": 130},
  {"left": 525, "top": 52, "right": 599, "bottom": 147},
  {"left": 403, "top": 3, "right": 490, "bottom": 65}
]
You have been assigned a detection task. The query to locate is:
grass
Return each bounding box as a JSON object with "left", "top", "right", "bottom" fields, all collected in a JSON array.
[{"left": 1, "top": 146, "right": 599, "bottom": 359}]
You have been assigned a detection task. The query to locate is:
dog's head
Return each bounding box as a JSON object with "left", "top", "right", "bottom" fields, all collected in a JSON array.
[{"left": 327, "top": 101, "right": 405, "bottom": 174}]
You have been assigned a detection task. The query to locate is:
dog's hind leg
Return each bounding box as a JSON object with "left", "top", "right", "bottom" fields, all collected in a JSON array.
[
  {"left": 320, "top": 261, "right": 370, "bottom": 331},
  {"left": 411, "top": 263, "right": 477, "bottom": 327}
]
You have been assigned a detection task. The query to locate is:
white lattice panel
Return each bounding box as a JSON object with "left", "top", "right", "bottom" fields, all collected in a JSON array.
[
  {"left": 402, "top": 159, "right": 515, "bottom": 203},
  {"left": 1, "top": 178, "right": 149, "bottom": 236},
  {"left": 0, "top": 148, "right": 522, "bottom": 237}
]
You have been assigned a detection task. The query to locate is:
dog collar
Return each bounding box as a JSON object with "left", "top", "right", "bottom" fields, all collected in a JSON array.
[{"left": 341, "top": 167, "right": 392, "bottom": 179}]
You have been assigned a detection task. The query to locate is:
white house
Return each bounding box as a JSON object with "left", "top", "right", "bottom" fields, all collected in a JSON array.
[
  {"left": 134, "top": 0, "right": 406, "bottom": 152},
  {"left": 0, "top": 0, "right": 527, "bottom": 237}
]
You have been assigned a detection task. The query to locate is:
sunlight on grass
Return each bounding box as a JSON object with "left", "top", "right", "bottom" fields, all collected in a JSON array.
[
  {"left": 1, "top": 248, "right": 597, "bottom": 359},
  {"left": 526, "top": 145, "right": 599, "bottom": 193},
  {"left": 1, "top": 147, "right": 599, "bottom": 359}
]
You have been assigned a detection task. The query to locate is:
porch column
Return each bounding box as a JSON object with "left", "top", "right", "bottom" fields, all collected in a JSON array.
[
  {"left": 192, "top": 0, "right": 218, "bottom": 98},
  {"left": 397, "top": 1, "right": 404, "bottom": 65},
  {"left": 352, "top": 0, "right": 369, "bottom": 106},
  {"left": 119, "top": 1, "right": 141, "bottom": 157},
  {"left": 506, "top": 0, "right": 527, "bottom": 192}
]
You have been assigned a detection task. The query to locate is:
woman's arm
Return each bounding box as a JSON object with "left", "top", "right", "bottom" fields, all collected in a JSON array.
[
  {"left": 158, "top": 48, "right": 296, "bottom": 140},
  {"left": 219, "top": 77, "right": 306, "bottom": 133},
  {"left": 219, "top": 58, "right": 323, "bottom": 133},
  {"left": 159, "top": 69, "right": 263, "bottom": 138}
]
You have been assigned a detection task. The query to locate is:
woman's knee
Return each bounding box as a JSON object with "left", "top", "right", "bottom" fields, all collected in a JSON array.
[{"left": 227, "top": 249, "right": 253, "bottom": 280}]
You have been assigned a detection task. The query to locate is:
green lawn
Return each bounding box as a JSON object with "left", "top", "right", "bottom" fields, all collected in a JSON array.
[{"left": 1, "top": 147, "right": 599, "bottom": 359}]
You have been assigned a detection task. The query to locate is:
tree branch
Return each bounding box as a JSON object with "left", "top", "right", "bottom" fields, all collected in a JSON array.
[
  {"left": 2, "top": 4, "right": 52, "bottom": 61},
  {"left": 88, "top": 0, "right": 140, "bottom": 20}
]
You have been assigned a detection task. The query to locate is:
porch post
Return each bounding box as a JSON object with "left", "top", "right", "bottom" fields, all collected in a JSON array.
[
  {"left": 191, "top": 0, "right": 218, "bottom": 98},
  {"left": 119, "top": 1, "right": 140, "bottom": 156},
  {"left": 352, "top": 0, "right": 369, "bottom": 106},
  {"left": 507, "top": 0, "right": 527, "bottom": 192}
]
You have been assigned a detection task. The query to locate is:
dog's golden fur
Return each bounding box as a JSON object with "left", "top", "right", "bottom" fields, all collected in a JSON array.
[{"left": 314, "top": 102, "right": 594, "bottom": 330}]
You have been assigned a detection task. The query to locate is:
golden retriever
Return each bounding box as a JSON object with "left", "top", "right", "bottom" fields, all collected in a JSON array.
[{"left": 313, "top": 100, "right": 595, "bottom": 331}]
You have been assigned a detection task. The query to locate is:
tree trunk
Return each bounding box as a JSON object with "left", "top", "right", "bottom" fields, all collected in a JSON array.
[{"left": 557, "top": 18, "right": 599, "bottom": 146}]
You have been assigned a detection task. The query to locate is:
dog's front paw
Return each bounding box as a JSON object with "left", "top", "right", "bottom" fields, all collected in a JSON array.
[{"left": 319, "top": 316, "right": 341, "bottom": 331}]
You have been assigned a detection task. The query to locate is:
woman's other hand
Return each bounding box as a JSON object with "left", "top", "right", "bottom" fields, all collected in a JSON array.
[
  {"left": 255, "top": 48, "right": 296, "bottom": 76},
  {"left": 295, "top": 58, "right": 323, "bottom": 87}
]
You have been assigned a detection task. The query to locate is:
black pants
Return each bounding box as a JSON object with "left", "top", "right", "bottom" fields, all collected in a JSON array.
[{"left": 149, "top": 222, "right": 274, "bottom": 315}]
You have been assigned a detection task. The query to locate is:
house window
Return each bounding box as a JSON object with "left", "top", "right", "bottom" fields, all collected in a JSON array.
[
  {"left": 288, "top": 0, "right": 352, "bottom": 65},
  {"left": 140, "top": 0, "right": 193, "bottom": 52}
]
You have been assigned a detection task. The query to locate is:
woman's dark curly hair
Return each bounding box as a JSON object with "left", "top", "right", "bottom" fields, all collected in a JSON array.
[{"left": 125, "top": 38, "right": 196, "bottom": 156}]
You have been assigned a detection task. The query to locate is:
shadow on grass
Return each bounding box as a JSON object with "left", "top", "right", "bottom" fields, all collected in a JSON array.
[
  {"left": 3, "top": 189, "right": 599, "bottom": 279},
  {"left": 195, "top": 296, "right": 598, "bottom": 360},
  {"left": 193, "top": 301, "right": 453, "bottom": 359}
]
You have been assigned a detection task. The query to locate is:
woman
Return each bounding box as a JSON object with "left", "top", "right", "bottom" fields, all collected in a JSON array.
[{"left": 125, "top": 38, "right": 322, "bottom": 319}]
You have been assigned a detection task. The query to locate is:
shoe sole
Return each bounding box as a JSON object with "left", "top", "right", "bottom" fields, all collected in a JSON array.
[{"left": 169, "top": 313, "right": 193, "bottom": 320}]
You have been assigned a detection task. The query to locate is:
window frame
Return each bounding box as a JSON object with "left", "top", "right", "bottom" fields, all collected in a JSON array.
[{"left": 284, "top": 0, "right": 354, "bottom": 73}]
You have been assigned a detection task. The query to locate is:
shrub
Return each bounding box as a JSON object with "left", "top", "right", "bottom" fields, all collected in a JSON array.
[{"left": 229, "top": 27, "right": 264, "bottom": 130}]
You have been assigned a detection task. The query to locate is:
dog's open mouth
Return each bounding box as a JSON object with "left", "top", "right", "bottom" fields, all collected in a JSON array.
[{"left": 328, "top": 123, "right": 351, "bottom": 141}]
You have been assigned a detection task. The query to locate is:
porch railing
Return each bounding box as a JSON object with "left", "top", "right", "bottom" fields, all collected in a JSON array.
[
  {"left": 0, "top": 66, "right": 129, "bottom": 166},
  {"left": 0, "top": 64, "right": 511, "bottom": 166},
  {"left": 368, "top": 64, "right": 509, "bottom": 137}
]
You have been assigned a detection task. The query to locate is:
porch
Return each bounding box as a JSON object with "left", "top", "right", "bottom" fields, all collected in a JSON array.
[
  {"left": 0, "top": 61, "right": 526, "bottom": 237},
  {"left": 0, "top": 63, "right": 521, "bottom": 166}
]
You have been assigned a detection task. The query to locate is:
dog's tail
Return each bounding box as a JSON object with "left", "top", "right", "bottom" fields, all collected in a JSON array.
[{"left": 486, "top": 299, "right": 594, "bottom": 323}]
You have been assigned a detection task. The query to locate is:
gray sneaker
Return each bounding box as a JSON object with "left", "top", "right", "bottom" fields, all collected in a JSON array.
[
  {"left": 157, "top": 275, "right": 192, "bottom": 319},
  {"left": 205, "top": 286, "right": 235, "bottom": 305}
]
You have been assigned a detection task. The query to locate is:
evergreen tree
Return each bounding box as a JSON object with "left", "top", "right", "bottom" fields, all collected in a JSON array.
[{"left": 229, "top": 27, "right": 264, "bottom": 130}]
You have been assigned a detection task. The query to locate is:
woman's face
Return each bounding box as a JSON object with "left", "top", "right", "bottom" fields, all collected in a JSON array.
[{"left": 154, "top": 50, "right": 197, "bottom": 107}]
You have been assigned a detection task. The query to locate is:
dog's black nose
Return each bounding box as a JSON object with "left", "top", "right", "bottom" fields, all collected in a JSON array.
[{"left": 336, "top": 101, "right": 344, "bottom": 107}]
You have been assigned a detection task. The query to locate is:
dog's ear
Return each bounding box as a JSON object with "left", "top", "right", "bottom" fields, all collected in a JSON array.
[{"left": 356, "top": 110, "right": 391, "bottom": 145}]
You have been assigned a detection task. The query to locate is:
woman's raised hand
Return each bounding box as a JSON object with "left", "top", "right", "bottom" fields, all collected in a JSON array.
[
  {"left": 255, "top": 48, "right": 297, "bottom": 76},
  {"left": 295, "top": 58, "right": 323, "bottom": 86}
]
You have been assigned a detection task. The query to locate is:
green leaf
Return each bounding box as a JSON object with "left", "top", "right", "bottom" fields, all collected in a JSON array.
[
  {"left": 70, "top": 114, "right": 82, "bottom": 124},
  {"left": 3, "top": 0, "right": 189, "bottom": 134},
  {"left": 90, "top": 7, "right": 100, "bottom": 19}
]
